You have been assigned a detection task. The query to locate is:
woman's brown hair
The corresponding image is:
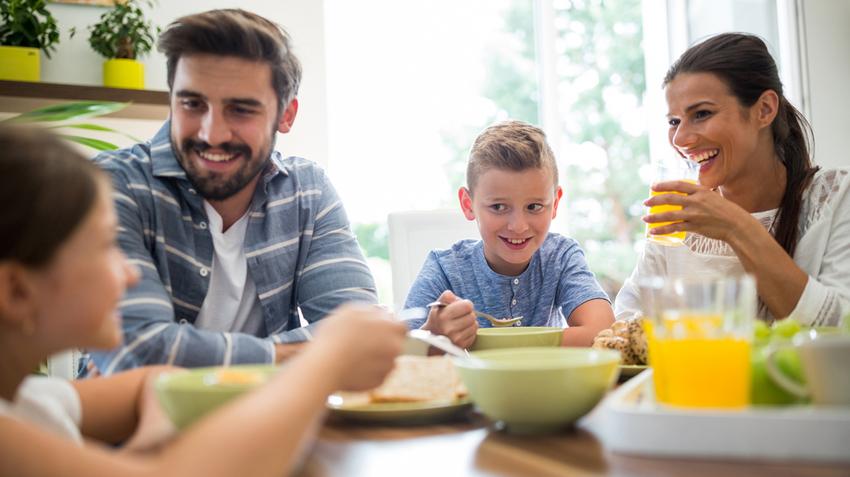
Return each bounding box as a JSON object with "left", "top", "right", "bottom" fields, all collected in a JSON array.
[
  {"left": 0, "top": 125, "right": 105, "bottom": 267},
  {"left": 664, "top": 32, "right": 818, "bottom": 260}
]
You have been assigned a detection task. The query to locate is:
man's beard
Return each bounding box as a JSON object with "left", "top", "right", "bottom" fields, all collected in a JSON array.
[{"left": 173, "top": 135, "right": 275, "bottom": 201}]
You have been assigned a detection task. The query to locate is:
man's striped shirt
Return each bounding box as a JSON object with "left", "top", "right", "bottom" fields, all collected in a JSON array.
[{"left": 89, "top": 121, "right": 377, "bottom": 374}]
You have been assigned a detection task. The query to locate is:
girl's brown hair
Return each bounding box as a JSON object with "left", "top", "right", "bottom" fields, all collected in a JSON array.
[{"left": 0, "top": 125, "right": 105, "bottom": 267}]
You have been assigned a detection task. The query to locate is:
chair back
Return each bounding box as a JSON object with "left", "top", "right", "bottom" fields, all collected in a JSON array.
[{"left": 388, "top": 209, "right": 478, "bottom": 311}]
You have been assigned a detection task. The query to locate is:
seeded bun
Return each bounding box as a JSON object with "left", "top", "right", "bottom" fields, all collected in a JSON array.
[{"left": 592, "top": 315, "right": 648, "bottom": 365}]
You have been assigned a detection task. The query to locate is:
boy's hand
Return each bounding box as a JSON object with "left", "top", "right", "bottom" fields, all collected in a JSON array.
[
  {"left": 312, "top": 304, "right": 407, "bottom": 392},
  {"left": 421, "top": 290, "right": 478, "bottom": 348}
]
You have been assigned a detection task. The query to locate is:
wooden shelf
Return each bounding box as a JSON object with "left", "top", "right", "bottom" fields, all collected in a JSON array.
[{"left": 0, "top": 80, "right": 169, "bottom": 120}]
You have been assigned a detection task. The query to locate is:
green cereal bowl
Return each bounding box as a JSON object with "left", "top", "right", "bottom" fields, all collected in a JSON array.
[
  {"left": 470, "top": 326, "right": 563, "bottom": 351},
  {"left": 454, "top": 347, "right": 620, "bottom": 433},
  {"left": 155, "top": 364, "right": 277, "bottom": 429}
]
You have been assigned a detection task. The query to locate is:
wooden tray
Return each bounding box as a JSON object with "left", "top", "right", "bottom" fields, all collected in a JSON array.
[{"left": 595, "top": 369, "right": 850, "bottom": 463}]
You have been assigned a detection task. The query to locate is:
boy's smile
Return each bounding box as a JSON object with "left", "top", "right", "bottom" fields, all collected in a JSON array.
[
  {"left": 501, "top": 236, "right": 531, "bottom": 250},
  {"left": 459, "top": 167, "right": 562, "bottom": 276}
]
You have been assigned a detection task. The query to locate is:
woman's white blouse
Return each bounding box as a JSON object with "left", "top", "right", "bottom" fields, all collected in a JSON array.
[{"left": 615, "top": 168, "right": 850, "bottom": 326}]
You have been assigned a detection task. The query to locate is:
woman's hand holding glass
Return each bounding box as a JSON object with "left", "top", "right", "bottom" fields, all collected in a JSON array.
[{"left": 643, "top": 180, "right": 756, "bottom": 245}]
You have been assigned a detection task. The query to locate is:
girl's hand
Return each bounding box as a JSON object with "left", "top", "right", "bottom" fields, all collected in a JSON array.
[
  {"left": 122, "top": 367, "right": 178, "bottom": 453},
  {"left": 312, "top": 304, "right": 407, "bottom": 392},
  {"left": 643, "top": 180, "right": 753, "bottom": 243}
]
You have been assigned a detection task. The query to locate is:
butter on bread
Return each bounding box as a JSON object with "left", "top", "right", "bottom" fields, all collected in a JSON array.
[{"left": 370, "top": 355, "right": 466, "bottom": 403}]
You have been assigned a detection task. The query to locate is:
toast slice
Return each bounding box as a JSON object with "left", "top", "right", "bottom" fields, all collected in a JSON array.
[{"left": 370, "top": 355, "right": 464, "bottom": 403}]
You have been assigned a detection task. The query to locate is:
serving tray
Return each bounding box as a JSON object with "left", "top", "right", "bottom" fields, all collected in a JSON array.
[{"left": 595, "top": 370, "right": 850, "bottom": 463}]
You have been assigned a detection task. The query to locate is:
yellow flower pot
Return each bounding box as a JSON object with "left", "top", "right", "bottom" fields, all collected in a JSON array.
[
  {"left": 103, "top": 58, "right": 144, "bottom": 89},
  {"left": 0, "top": 46, "right": 40, "bottom": 82}
]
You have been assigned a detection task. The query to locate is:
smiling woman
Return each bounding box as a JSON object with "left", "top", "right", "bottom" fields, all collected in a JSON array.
[{"left": 615, "top": 33, "right": 850, "bottom": 328}]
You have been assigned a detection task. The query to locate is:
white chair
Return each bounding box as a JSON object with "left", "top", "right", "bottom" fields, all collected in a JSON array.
[{"left": 387, "top": 209, "right": 479, "bottom": 311}]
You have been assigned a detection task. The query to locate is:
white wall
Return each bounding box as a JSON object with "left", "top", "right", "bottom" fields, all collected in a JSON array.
[
  {"left": 38, "top": 0, "right": 329, "bottom": 166},
  {"left": 799, "top": 0, "right": 850, "bottom": 169}
]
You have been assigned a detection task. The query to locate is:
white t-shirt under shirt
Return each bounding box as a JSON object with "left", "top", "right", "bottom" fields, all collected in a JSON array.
[
  {"left": 195, "top": 201, "right": 265, "bottom": 336},
  {"left": 615, "top": 168, "right": 850, "bottom": 326},
  {"left": 0, "top": 376, "right": 82, "bottom": 444}
]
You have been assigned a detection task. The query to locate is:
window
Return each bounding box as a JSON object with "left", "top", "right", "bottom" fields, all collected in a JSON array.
[
  {"left": 326, "top": 0, "right": 542, "bottom": 303},
  {"left": 325, "top": 0, "right": 799, "bottom": 305}
]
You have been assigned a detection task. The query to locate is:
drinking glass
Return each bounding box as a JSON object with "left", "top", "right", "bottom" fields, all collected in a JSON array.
[
  {"left": 645, "top": 155, "right": 699, "bottom": 246},
  {"left": 639, "top": 274, "right": 756, "bottom": 408}
]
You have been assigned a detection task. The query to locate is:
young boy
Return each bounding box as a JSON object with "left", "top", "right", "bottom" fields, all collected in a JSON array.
[{"left": 403, "top": 120, "right": 614, "bottom": 348}]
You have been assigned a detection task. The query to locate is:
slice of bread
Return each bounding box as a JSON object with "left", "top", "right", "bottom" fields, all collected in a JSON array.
[{"left": 370, "top": 356, "right": 463, "bottom": 403}]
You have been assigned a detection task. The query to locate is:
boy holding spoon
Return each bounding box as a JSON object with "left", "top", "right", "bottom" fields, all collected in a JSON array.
[{"left": 403, "top": 121, "right": 614, "bottom": 348}]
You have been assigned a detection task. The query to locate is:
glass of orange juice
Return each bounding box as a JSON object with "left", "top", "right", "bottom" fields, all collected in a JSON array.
[
  {"left": 639, "top": 274, "right": 756, "bottom": 408},
  {"left": 645, "top": 155, "right": 699, "bottom": 246}
]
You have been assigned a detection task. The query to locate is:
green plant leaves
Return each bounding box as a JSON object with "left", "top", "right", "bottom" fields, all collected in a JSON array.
[
  {"left": 85, "top": 0, "right": 159, "bottom": 60},
  {"left": 2, "top": 101, "right": 134, "bottom": 151},
  {"left": 0, "top": 0, "right": 60, "bottom": 57},
  {"left": 3, "top": 101, "right": 128, "bottom": 123},
  {"left": 47, "top": 123, "right": 142, "bottom": 144},
  {"left": 60, "top": 135, "right": 120, "bottom": 151}
]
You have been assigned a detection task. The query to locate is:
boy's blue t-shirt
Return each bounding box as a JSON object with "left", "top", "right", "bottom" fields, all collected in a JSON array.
[{"left": 403, "top": 233, "right": 609, "bottom": 329}]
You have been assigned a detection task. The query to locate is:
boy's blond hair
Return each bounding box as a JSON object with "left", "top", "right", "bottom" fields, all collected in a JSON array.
[{"left": 466, "top": 120, "right": 558, "bottom": 193}]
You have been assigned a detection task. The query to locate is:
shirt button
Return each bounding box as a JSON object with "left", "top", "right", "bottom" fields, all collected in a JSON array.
[
  {"left": 513, "top": 278, "right": 519, "bottom": 285},
  {"left": 199, "top": 221, "right": 208, "bottom": 230},
  {"left": 511, "top": 299, "right": 517, "bottom": 305},
  {"left": 179, "top": 319, "right": 188, "bottom": 325},
  {"left": 199, "top": 267, "right": 209, "bottom": 277}
]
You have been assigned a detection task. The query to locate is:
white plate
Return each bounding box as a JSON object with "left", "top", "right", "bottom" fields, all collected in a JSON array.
[{"left": 327, "top": 393, "right": 473, "bottom": 424}]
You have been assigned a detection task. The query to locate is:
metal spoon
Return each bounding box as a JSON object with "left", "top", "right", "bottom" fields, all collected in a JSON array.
[
  {"left": 407, "top": 329, "right": 474, "bottom": 359},
  {"left": 426, "top": 301, "right": 523, "bottom": 327}
]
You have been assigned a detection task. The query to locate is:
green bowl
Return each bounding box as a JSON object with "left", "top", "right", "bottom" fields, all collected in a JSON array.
[
  {"left": 454, "top": 347, "right": 620, "bottom": 433},
  {"left": 155, "top": 364, "right": 277, "bottom": 429},
  {"left": 470, "top": 326, "right": 563, "bottom": 351}
]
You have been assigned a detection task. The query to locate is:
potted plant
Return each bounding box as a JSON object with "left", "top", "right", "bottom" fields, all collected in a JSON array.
[
  {"left": 0, "top": 0, "right": 60, "bottom": 82},
  {"left": 80, "top": 0, "right": 159, "bottom": 89}
]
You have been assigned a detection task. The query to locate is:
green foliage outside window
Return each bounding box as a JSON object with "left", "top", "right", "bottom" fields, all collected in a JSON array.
[
  {"left": 550, "top": 0, "right": 649, "bottom": 296},
  {"left": 354, "top": 0, "right": 648, "bottom": 300},
  {"left": 353, "top": 223, "right": 389, "bottom": 261},
  {"left": 440, "top": 0, "right": 649, "bottom": 297}
]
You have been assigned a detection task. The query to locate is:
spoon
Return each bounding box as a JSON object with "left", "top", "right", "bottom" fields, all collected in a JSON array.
[
  {"left": 407, "top": 329, "right": 474, "bottom": 359},
  {"left": 426, "top": 301, "right": 523, "bottom": 327}
]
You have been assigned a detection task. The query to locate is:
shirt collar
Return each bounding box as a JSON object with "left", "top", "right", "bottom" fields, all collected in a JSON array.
[{"left": 473, "top": 240, "right": 539, "bottom": 281}]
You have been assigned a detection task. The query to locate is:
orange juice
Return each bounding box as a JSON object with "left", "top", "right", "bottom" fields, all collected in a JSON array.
[
  {"left": 649, "top": 314, "right": 751, "bottom": 408},
  {"left": 646, "top": 179, "right": 697, "bottom": 246},
  {"left": 641, "top": 318, "right": 668, "bottom": 403}
]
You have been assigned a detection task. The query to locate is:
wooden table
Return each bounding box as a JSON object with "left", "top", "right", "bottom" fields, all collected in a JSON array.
[{"left": 297, "top": 412, "right": 850, "bottom": 477}]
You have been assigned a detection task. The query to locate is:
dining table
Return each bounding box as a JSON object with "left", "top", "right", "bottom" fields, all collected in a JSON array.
[{"left": 295, "top": 406, "right": 850, "bottom": 477}]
